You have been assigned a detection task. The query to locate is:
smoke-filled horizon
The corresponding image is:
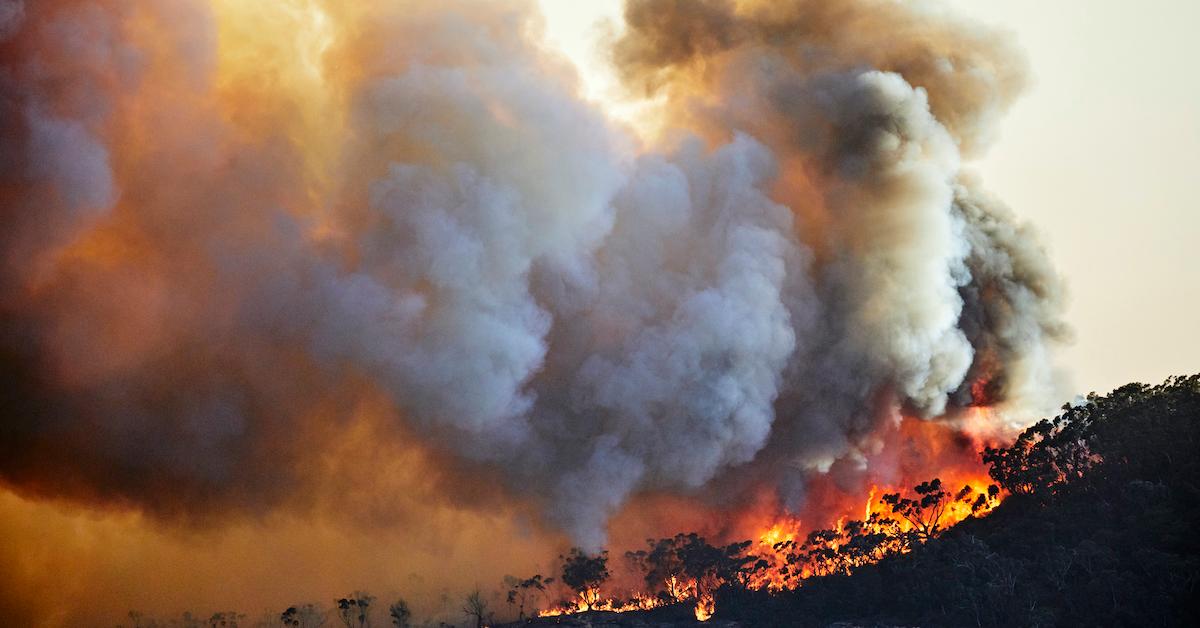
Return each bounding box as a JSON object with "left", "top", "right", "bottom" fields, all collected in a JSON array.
[{"left": 0, "top": 0, "right": 1067, "bottom": 624}]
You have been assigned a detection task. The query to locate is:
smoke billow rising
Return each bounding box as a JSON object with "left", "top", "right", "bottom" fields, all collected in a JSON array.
[{"left": 0, "top": 0, "right": 1065, "bottom": 598}]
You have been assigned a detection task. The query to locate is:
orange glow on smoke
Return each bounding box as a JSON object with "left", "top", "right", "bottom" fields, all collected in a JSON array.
[
  {"left": 537, "top": 411, "right": 1007, "bottom": 618},
  {"left": 0, "top": 1, "right": 1045, "bottom": 623}
]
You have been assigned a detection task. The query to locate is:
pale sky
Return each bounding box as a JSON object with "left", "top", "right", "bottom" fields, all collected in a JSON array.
[
  {"left": 538, "top": 0, "right": 1199, "bottom": 396},
  {"left": 947, "top": 1, "right": 1200, "bottom": 395}
]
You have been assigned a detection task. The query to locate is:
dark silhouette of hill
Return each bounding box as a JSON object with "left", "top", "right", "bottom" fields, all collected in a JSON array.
[{"left": 711, "top": 374, "right": 1200, "bottom": 627}]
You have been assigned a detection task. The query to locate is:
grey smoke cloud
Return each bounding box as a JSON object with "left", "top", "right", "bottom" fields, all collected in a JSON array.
[{"left": 0, "top": 0, "right": 1066, "bottom": 549}]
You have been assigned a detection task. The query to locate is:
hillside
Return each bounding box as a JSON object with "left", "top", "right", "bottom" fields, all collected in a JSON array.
[
  {"left": 515, "top": 375, "right": 1200, "bottom": 627},
  {"left": 706, "top": 375, "right": 1200, "bottom": 626}
]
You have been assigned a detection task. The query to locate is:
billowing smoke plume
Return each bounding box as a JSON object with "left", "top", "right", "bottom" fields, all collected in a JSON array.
[{"left": 0, "top": 0, "right": 1066, "bottom": 551}]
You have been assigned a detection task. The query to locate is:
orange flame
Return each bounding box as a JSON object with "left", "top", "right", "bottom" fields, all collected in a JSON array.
[
  {"left": 538, "top": 412, "right": 1008, "bottom": 619},
  {"left": 537, "top": 589, "right": 666, "bottom": 617},
  {"left": 694, "top": 591, "right": 715, "bottom": 621}
]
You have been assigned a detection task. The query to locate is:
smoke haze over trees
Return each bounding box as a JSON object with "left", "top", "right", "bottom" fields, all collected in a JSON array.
[
  {"left": 0, "top": 0, "right": 1064, "bottom": 542},
  {"left": 106, "top": 374, "right": 1200, "bottom": 626},
  {"left": 0, "top": 0, "right": 1113, "bottom": 624}
]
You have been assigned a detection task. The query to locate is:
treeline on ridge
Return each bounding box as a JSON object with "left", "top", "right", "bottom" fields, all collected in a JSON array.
[
  {"left": 716, "top": 373, "right": 1200, "bottom": 626},
  {"left": 119, "top": 374, "right": 1199, "bottom": 627}
]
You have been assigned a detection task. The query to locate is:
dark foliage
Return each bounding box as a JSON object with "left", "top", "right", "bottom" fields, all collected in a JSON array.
[
  {"left": 880, "top": 478, "right": 952, "bottom": 540},
  {"left": 625, "top": 532, "right": 759, "bottom": 601},
  {"left": 559, "top": 548, "right": 611, "bottom": 609},
  {"left": 462, "top": 589, "right": 489, "bottom": 628},
  {"left": 504, "top": 573, "right": 553, "bottom": 620},
  {"left": 335, "top": 592, "right": 374, "bottom": 628},
  {"left": 387, "top": 598, "right": 411, "bottom": 628},
  {"left": 279, "top": 603, "right": 323, "bottom": 628},
  {"left": 721, "top": 374, "right": 1200, "bottom": 626}
]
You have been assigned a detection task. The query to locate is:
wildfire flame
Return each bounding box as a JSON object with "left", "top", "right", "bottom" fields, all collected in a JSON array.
[
  {"left": 537, "top": 411, "right": 1007, "bottom": 619},
  {"left": 694, "top": 592, "right": 715, "bottom": 622},
  {"left": 0, "top": 0, "right": 1066, "bottom": 622},
  {"left": 537, "top": 589, "right": 664, "bottom": 617}
]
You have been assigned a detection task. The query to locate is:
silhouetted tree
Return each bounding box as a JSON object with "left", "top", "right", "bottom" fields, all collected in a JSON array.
[
  {"left": 682, "top": 534, "right": 757, "bottom": 590},
  {"left": 881, "top": 478, "right": 951, "bottom": 540},
  {"left": 279, "top": 604, "right": 323, "bottom": 628},
  {"left": 626, "top": 533, "right": 760, "bottom": 601},
  {"left": 841, "top": 513, "right": 906, "bottom": 567},
  {"left": 559, "top": 548, "right": 610, "bottom": 610},
  {"left": 626, "top": 536, "right": 689, "bottom": 601},
  {"left": 387, "top": 599, "right": 410, "bottom": 628},
  {"left": 335, "top": 592, "right": 373, "bottom": 628},
  {"left": 504, "top": 574, "right": 553, "bottom": 619},
  {"left": 461, "top": 589, "right": 488, "bottom": 628}
]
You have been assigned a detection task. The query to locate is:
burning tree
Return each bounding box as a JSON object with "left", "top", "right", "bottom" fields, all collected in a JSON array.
[
  {"left": 743, "top": 478, "right": 1003, "bottom": 589},
  {"left": 626, "top": 536, "right": 689, "bottom": 602},
  {"left": 624, "top": 532, "right": 762, "bottom": 622},
  {"left": 675, "top": 534, "right": 759, "bottom": 592},
  {"left": 558, "top": 548, "right": 611, "bottom": 610},
  {"left": 881, "top": 478, "right": 952, "bottom": 541},
  {"left": 880, "top": 478, "right": 1001, "bottom": 542},
  {"left": 780, "top": 513, "right": 910, "bottom": 579},
  {"left": 626, "top": 532, "right": 761, "bottom": 602}
]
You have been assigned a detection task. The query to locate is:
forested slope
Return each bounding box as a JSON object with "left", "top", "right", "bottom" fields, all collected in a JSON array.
[{"left": 717, "top": 375, "right": 1200, "bottom": 626}]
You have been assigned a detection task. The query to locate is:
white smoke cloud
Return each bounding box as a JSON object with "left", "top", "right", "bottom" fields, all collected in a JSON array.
[
  {"left": 0, "top": 0, "right": 1067, "bottom": 549},
  {"left": 538, "top": 134, "right": 802, "bottom": 545}
]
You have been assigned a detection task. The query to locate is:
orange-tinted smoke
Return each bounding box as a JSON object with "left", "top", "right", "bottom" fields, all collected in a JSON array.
[{"left": 0, "top": 1, "right": 1069, "bottom": 625}]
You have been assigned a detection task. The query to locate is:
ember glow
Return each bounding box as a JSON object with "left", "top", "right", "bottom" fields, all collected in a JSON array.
[
  {"left": 532, "top": 412, "right": 1006, "bottom": 620},
  {"left": 0, "top": 0, "right": 1066, "bottom": 624},
  {"left": 537, "top": 590, "right": 661, "bottom": 617}
]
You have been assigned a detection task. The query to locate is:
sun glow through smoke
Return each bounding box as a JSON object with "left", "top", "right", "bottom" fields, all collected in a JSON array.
[{"left": 536, "top": 0, "right": 665, "bottom": 140}]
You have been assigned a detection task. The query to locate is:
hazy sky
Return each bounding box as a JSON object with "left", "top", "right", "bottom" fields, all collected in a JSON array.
[
  {"left": 948, "top": 1, "right": 1200, "bottom": 395},
  {"left": 539, "top": 0, "right": 1199, "bottom": 397}
]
